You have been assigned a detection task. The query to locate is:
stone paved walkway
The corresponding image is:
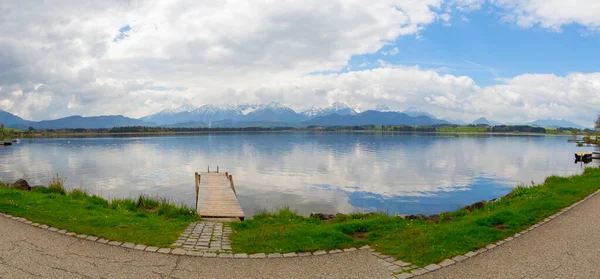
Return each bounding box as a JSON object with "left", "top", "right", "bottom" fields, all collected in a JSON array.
[
  {"left": 419, "top": 191, "right": 600, "bottom": 279},
  {"left": 0, "top": 215, "right": 390, "bottom": 278},
  {"left": 172, "top": 221, "right": 232, "bottom": 253}
]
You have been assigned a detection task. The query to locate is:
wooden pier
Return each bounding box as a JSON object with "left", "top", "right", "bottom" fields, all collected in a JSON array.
[
  {"left": 575, "top": 152, "right": 600, "bottom": 160},
  {"left": 194, "top": 167, "right": 245, "bottom": 220}
]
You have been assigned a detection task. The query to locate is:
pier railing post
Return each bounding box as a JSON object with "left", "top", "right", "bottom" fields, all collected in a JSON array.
[
  {"left": 217, "top": 166, "right": 219, "bottom": 173},
  {"left": 208, "top": 166, "right": 210, "bottom": 173},
  {"left": 229, "top": 174, "right": 237, "bottom": 198},
  {"left": 225, "top": 171, "right": 229, "bottom": 179},
  {"left": 195, "top": 172, "right": 200, "bottom": 211}
]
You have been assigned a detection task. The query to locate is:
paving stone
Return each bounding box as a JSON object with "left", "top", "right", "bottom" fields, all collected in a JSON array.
[
  {"left": 86, "top": 236, "right": 98, "bottom": 241},
  {"left": 410, "top": 265, "right": 417, "bottom": 269},
  {"left": 377, "top": 254, "right": 390, "bottom": 259},
  {"left": 145, "top": 246, "right": 159, "bottom": 252},
  {"left": 172, "top": 243, "right": 183, "bottom": 247},
  {"left": 40, "top": 225, "right": 49, "bottom": 229},
  {"left": 465, "top": 251, "right": 477, "bottom": 257},
  {"left": 380, "top": 261, "right": 393, "bottom": 267},
  {"left": 329, "top": 249, "right": 343, "bottom": 254},
  {"left": 496, "top": 240, "right": 506, "bottom": 245},
  {"left": 394, "top": 273, "right": 414, "bottom": 279},
  {"left": 134, "top": 244, "right": 147, "bottom": 251},
  {"left": 387, "top": 265, "right": 402, "bottom": 272},
  {"left": 171, "top": 248, "right": 187, "bottom": 255},
  {"left": 514, "top": 233, "right": 522, "bottom": 237},
  {"left": 57, "top": 230, "right": 67, "bottom": 234},
  {"left": 402, "top": 267, "right": 413, "bottom": 271},
  {"left": 203, "top": 252, "right": 217, "bottom": 258},
  {"left": 222, "top": 245, "right": 232, "bottom": 250},
  {"left": 96, "top": 238, "right": 110, "bottom": 244},
  {"left": 424, "top": 264, "right": 441, "bottom": 271},
  {"left": 157, "top": 248, "right": 171, "bottom": 254},
  {"left": 452, "top": 255, "right": 468, "bottom": 262},
  {"left": 234, "top": 253, "right": 248, "bottom": 259},
  {"left": 371, "top": 252, "right": 382, "bottom": 256},
  {"left": 385, "top": 257, "right": 396, "bottom": 263},
  {"left": 187, "top": 251, "right": 202, "bottom": 256},
  {"left": 249, "top": 253, "right": 266, "bottom": 259},
  {"left": 411, "top": 268, "right": 429, "bottom": 276},
  {"left": 120, "top": 242, "right": 135, "bottom": 249},
  {"left": 505, "top": 237, "right": 514, "bottom": 241},
  {"left": 267, "top": 253, "right": 282, "bottom": 258},
  {"left": 48, "top": 227, "right": 59, "bottom": 232},
  {"left": 298, "top": 252, "right": 312, "bottom": 257},
  {"left": 31, "top": 223, "right": 40, "bottom": 227},
  {"left": 393, "top": 260, "right": 411, "bottom": 267},
  {"left": 218, "top": 253, "right": 233, "bottom": 258},
  {"left": 76, "top": 234, "right": 88, "bottom": 239},
  {"left": 476, "top": 248, "right": 487, "bottom": 254},
  {"left": 313, "top": 250, "right": 327, "bottom": 256},
  {"left": 283, "top": 252, "right": 297, "bottom": 258},
  {"left": 439, "top": 259, "right": 456, "bottom": 267}
]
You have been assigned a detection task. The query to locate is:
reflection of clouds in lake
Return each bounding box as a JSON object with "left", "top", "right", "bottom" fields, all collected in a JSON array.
[{"left": 0, "top": 134, "right": 596, "bottom": 216}]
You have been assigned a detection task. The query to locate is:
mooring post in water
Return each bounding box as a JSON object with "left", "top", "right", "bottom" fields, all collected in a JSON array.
[
  {"left": 225, "top": 171, "right": 229, "bottom": 179},
  {"left": 229, "top": 174, "right": 237, "bottom": 198},
  {"left": 194, "top": 172, "right": 200, "bottom": 210},
  {"left": 217, "top": 165, "right": 219, "bottom": 173},
  {"left": 208, "top": 166, "right": 210, "bottom": 173}
]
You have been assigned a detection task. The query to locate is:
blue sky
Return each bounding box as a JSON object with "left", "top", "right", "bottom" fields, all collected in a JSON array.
[{"left": 349, "top": 4, "right": 600, "bottom": 87}]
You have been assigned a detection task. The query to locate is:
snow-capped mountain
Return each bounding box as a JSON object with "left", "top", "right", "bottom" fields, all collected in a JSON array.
[
  {"left": 300, "top": 102, "right": 357, "bottom": 118},
  {"left": 141, "top": 104, "right": 242, "bottom": 125},
  {"left": 244, "top": 102, "right": 306, "bottom": 123},
  {"left": 374, "top": 104, "right": 392, "bottom": 112},
  {"left": 402, "top": 107, "right": 437, "bottom": 119}
]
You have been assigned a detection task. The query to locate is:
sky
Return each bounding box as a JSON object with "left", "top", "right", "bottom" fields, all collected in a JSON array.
[{"left": 0, "top": 0, "right": 599, "bottom": 126}]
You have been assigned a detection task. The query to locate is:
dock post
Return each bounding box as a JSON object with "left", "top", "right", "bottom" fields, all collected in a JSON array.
[
  {"left": 217, "top": 166, "right": 219, "bottom": 173},
  {"left": 208, "top": 166, "right": 209, "bottom": 173},
  {"left": 229, "top": 174, "right": 237, "bottom": 198},
  {"left": 194, "top": 172, "right": 200, "bottom": 210},
  {"left": 225, "top": 171, "right": 229, "bottom": 179}
]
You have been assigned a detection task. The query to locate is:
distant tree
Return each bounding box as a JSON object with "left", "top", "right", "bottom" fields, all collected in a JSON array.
[
  {"left": 0, "top": 123, "right": 4, "bottom": 136},
  {"left": 596, "top": 114, "right": 600, "bottom": 130},
  {"left": 28, "top": 126, "right": 36, "bottom": 133}
]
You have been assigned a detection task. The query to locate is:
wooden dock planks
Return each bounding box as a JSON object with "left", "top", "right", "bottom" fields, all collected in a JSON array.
[{"left": 196, "top": 172, "right": 245, "bottom": 220}]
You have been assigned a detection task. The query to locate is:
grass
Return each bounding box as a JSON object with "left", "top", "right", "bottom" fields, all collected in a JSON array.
[
  {"left": 231, "top": 167, "right": 600, "bottom": 266},
  {"left": 436, "top": 126, "right": 490, "bottom": 133},
  {"left": 0, "top": 176, "right": 199, "bottom": 247}
]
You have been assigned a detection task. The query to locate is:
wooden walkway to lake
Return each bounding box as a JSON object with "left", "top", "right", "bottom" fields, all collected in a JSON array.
[{"left": 195, "top": 169, "right": 245, "bottom": 220}]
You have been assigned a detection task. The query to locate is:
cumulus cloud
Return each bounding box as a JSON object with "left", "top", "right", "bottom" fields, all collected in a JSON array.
[
  {"left": 0, "top": 0, "right": 598, "bottom": 128},
  {"left": 0, "top": 0, "right": 442, "bottom": 119}
]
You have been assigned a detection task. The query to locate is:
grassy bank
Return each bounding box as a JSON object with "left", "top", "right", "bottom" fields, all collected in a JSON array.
[
  {"left": 0, "top": 177, "right": 198, "bottom": 247},
  {"left": 231, "top": 167, "right": 600, "bottom": 266}
]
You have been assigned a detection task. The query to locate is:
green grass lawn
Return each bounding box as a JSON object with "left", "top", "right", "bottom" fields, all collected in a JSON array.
[
  {"left": 0, "top": 182, "right": 198, "bottom": 247},
  {"left": 231, "top": 167, "right": 600, "bottom": 266}
]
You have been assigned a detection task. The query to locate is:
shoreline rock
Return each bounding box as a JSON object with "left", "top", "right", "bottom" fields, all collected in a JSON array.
[{"left": 9, "top": 179, "right": 31, "bottom": 191}]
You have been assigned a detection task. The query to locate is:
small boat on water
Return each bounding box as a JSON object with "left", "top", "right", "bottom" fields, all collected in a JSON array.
[
  {"left": 11, "top": 139, "right": 19, "bottom": 143},
  {"left": 2, "top": 142, "right": 12, "bottom": 146}
]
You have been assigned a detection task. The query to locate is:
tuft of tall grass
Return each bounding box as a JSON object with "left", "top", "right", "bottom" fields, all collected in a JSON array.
[{"left": 48, "top": 174, "right": 66, "bottom": 195}]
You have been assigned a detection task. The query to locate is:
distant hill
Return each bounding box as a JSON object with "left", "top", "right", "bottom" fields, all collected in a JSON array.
[
  {"left": 0, "top": 109, "right": 31, "bottom": 128},
  {"left": 528, "top": 119, "right": 588, "bottom": 129},
  {"left": 472, "top": 117, "right": 503, "bottom": 126},
  {"left": 442, "top": 117, "right": 468, "bottom": 125},
  {"left": 303, "top": 110, "right": 447, "bottom": 126},
  {"left": 29, "top": 115, "right": 154, "bottom": 129}
]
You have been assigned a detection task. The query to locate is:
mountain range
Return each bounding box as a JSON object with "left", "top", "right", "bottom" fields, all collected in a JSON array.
[{"left": 0, "top": 102, "right": 592, "bottom": 130}]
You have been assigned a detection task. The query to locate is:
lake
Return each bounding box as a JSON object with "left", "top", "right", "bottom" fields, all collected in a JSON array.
[{"left": 0, "top": 133, "right": 597, "bottom": 217}]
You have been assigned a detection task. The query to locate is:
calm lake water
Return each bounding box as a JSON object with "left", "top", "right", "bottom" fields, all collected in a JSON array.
[{"left": 0, "top": 133, "right": 597, "bottom": 217}]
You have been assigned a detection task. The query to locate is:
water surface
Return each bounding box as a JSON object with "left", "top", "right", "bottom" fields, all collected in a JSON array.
[{"left": 1, "top": 133, "right": 597, "bottom": 217}]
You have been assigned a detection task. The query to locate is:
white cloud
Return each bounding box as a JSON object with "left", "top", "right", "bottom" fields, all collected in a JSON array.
[
  {"left": 0, "top": 0, "right": 598, "bottom": 128},
  {"left": 0, "top": 0, "right": 443, "bottom": 120},
  {"left": 466, "top": 0, "right": 600, "bottom": 32}
]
